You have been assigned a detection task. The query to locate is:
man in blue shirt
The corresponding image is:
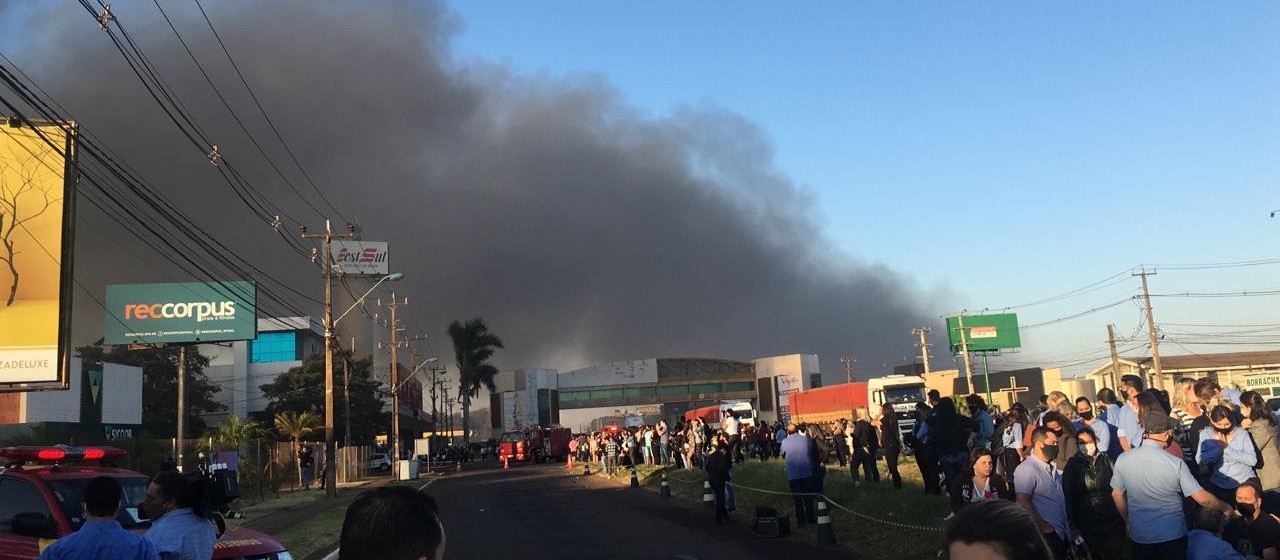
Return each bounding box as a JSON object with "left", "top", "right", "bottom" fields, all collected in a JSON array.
[
  {"left": 779, "top": 423, "right": 817, "bottom": 526},
  {"left": 40, "top": 476, "right": 160, "bottom": 560},
  {"left": 1014, "top": 426, "right": 1070, "bottom": 560},
  {"left": 141, "top": 472, "right": 216, "bottom": 560},
  {"left": 1112, "top": 411, "right": 1237, "bottom": 560},
  {"left": 1114, "top": 375, "right": 1145, "bottom": 452}
]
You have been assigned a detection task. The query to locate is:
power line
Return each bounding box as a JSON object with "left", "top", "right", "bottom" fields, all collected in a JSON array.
[{"left": 190, "top": 0, "right": 349, "bottom": 223}]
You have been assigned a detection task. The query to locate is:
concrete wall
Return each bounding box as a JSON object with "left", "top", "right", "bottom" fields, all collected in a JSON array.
[
  {"left": 100, "top": 362, "right": 142, "bottom": 425},
  {"left": 24, "top": 356, "right": 82, "bottom": 422},
  {"left": 559, "top": 359, "right": 658, "bottom": 389}
]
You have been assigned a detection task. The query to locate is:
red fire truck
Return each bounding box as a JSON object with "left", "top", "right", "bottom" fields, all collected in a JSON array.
[
  {"left": 0, "top": 444, "right": 290, "bottom": 560},
  {"left": 499, "top": 426, "right": 572, "bottom": 463}
]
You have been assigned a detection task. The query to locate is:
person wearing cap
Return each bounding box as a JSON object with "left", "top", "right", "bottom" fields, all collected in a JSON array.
[{"left": 1112, "top": 410, "right": 1238, "bottom": 560}]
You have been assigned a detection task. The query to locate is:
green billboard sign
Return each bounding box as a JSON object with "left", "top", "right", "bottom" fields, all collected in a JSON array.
[
  {"left": 104, "top": 281, "right": 257, "bottom": 345},
  {"left": 946, "top": 313, "right": 1021, "bottom": 353}
]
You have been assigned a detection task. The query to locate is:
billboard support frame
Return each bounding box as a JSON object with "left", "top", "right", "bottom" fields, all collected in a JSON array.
[{"left": 0, "top": 120, "right": 78, "bottom": 392}]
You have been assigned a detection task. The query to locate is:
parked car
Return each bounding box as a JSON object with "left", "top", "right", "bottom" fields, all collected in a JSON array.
[{"left": 368, "top": 452, "right": 392, "bottom": 472}]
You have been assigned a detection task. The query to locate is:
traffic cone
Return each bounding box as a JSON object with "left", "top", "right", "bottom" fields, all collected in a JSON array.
[
  {"left": 660, "top": 473, "right": 671, "bottom": 498},
  {"left": 455, "top": 461, "right": 461, "bottom": 473},
  {"left": 567, "top": 455, "right": 574, "bottom": 471},
  {"left": 630, "top": 466, "right": 640, "bottom": 488},
  {"left": 702, "top": 480, "right": 714, "bottom": 509},
  {"left": 503, "top": 456, "right": 509, "bottom": 471},
  {"left": 816, "top": 499, "right": 836, "bottom": 546}
]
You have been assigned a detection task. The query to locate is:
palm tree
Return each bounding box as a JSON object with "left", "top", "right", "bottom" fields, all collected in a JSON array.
[
  {"left": 209, "top": 413, "right": 265, "bottom": 452},
  {"left": 447, "top": 318, "right": 504, "bottom": 446},
  {"left": 274, "top": 410, "right": 321, "bottom": 488}
]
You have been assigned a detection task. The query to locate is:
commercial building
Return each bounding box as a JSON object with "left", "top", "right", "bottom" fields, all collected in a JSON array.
[
  {"left": 1085, "top": 350, "right": 1280, "bottom": 396},
  {"left": 0, "top": 357, "right": 143, "bottom": 441},
  {"left": 491, "top": 354, "right": 820, "bottom": 433},
  {"left": 200, "top": 316, "right": 325, "bottom": 424}
]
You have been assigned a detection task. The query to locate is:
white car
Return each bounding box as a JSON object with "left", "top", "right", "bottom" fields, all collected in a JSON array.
[{"left": 368, "top": 453, "right": 392, "bottom": 472}]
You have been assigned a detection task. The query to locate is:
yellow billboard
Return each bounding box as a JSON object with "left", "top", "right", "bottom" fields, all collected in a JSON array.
[{"left": 0, "top": 121, "right": 76, "bottom": 386}]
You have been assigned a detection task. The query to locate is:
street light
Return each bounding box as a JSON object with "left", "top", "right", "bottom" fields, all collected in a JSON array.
[
  {"left": 395, "top": 356, "right": 439, "bottom": 392},
  {"left": 335, "top": 272, "right": 404, "bottom": 326}
]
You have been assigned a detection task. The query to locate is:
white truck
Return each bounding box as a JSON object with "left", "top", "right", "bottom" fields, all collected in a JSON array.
[{"left": 868, "top": 374, "right": 928, "bottom": 453}]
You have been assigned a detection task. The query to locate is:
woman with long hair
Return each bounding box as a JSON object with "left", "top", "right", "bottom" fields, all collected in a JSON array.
[
  {"left": 1197, "top": 404, "right": 1258, "bottom": 503},
  {"left": 1170, "top": 378, "right": 1203, "bottom": 468},
  {"left": 950, "top": 448, "right": 1012, "bottom": 514},
  {"left": 1240, "top": 390, "right": 1280, "bottom": 490},
  {"left": 998, "top": 405, "right": 1028, "bottom": 477}
]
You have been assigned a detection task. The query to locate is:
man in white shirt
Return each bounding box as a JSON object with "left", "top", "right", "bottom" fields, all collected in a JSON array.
[{"left": 722, "top": 411, "right": 742, "bottom": 463}]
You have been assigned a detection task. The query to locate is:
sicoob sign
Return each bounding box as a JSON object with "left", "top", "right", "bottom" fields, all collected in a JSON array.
[{"left": 104, "top": 282, "right": 257, "bottom": 345}]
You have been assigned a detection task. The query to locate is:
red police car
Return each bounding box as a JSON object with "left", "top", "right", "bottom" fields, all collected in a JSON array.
[{"left": 0, "top": 445, "right": 292, "bottom": 560}]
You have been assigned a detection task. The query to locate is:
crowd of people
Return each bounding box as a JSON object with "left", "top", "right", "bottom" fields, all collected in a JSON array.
[{"left": 943, "top": 374, "right": 1280, "bottom": 560}]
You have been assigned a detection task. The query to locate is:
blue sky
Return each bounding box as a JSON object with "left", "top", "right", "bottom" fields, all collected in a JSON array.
[{"left": 444, "top": 2, "right": 1280, "bottom": 373}]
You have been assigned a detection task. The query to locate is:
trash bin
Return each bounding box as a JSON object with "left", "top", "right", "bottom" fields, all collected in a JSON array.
[{"left": 397, "top": 459, "right": 420, "bottom": 481}]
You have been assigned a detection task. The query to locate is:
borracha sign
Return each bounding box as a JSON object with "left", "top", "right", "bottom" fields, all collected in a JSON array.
[{"left": 104, "top": 282, "right": 257, "bottom": 345}]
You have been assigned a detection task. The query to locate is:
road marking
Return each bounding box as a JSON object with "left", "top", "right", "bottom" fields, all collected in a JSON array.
[{"left": 320, "top": 478, "right": 443, "bottom": 560}]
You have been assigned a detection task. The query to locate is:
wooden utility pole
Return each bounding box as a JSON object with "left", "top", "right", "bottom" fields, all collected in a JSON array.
[
  {"left": 840, "top": 356, "right": 856, "bottom": 384},
  {"left": 1107, "top": 324, "right": 1121, "bottom": 390},
  {"left": 428, "top": 364, "right": 446, "bottom": 427},
  {"left": 301, "top": 221, "right": 353, "bottom": 499},
  {"left": 957, "top": 315, "right": 975, "bottom": 395},
  {"left": 912, "top": 327, "right": 932, "bottom": 374},
  {"left": 378, "top": 295, "right": 409, "bottom": 460},
  {"left": 1134, "top": 267, "right": 1163, "bottom": 389}
]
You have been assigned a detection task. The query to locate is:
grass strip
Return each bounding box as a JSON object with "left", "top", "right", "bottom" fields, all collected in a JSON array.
[{"left": 605, "top": 458, "right": 950, "bottom": 560}]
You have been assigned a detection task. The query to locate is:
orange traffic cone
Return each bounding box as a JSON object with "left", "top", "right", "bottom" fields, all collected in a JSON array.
[
  {"left": 567, "top": 455, "right": 575, "bottom": 471},
  {"left": 455, "top": 461, "right": 461, "bottom": 473},
  {"left": 503, "top": 456, "right": 510, "bottom": 471}
]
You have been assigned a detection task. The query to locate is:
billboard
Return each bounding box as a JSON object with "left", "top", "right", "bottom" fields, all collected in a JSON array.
[
  {"left": 0, "top": 122, "right": 77, "bottom": 386},
  {"left": 946, "top": 313, "right": 1021, "bottom": 353},
  {"left": 331, "top": 240, "right": 388, "bottom": 275},
  {"left": 104, "top": 281, "right": 257, "bottom": 345}
]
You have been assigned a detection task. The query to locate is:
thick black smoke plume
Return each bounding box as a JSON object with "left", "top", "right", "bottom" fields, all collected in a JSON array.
[{"left": 4, "top": 1, "right": 947, "bottom": 380}]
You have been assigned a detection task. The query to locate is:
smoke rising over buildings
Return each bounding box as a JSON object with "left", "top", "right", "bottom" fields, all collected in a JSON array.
[{"left": 4, "top": 1, "right": 946, "bottom": 380}]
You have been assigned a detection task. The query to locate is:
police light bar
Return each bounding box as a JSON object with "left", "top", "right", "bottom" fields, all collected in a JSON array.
[{"left": 0, "top": 445, "right": 126, "bottom": 463}]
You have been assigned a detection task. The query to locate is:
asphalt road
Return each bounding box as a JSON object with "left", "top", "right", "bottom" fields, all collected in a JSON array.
[{"left": 427, "top": 462, "right": 860, "bottom": 560}]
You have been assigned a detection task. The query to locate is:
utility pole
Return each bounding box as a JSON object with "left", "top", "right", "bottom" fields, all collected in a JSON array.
[
  {"left": 439, "top": 380, "right": 453, "bottom": 446},
  {"left": 1134, "top": 267, "right": 1164, "bottom": 389},
  {"left": 1107, "top": 324, "right": 1121, "bottom": 390},
  {"left": 956, "top": 315, "right": 975, "bottom": 395},
  {"left": 428, "top": 364, "right": 445, "bottom": 427},
  {"left": 377, "top": 294, "right": 409, "bottom": 461},
  {"left": 343, "top": 337, "right": 355, "bottom": 447},
  {"left": 176, "top": 345, "right": 186, "bottom": 471},
  {"left": 912, "top": 327, "right": 932, "bottom": 374},
  {"left": 301, "top": 220, "right": 353, "bottom": 499},
  {"left": 839, "top": 356, "right": 856, "bottom": 384}
]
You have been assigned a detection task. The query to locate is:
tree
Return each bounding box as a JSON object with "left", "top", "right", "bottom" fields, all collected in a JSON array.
[
  {"left": 208, "top": 413, "right": 265, "bottom": 451},
  {"left": 0, "top": 146, "right": 62, "bottom": 306},
  {"left": 447, "top": 318, "right": 504, "bottom": 446},
  {"left": 274, "top": 410, "right": 321, "bottom": 487},
  {"left": 259, "top": 350, "right": 387, "bottom": 445},
  {"left": 76, "top": 341, "right": 223, "bottom": 437}
]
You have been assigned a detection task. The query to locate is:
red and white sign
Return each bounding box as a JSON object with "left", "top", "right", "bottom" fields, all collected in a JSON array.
[
  {"left": 970, "top": 326, "right": 998, "bottom": 339},
  {"left": 331, "top": 241, "right": 389, "bottom": 275}
]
